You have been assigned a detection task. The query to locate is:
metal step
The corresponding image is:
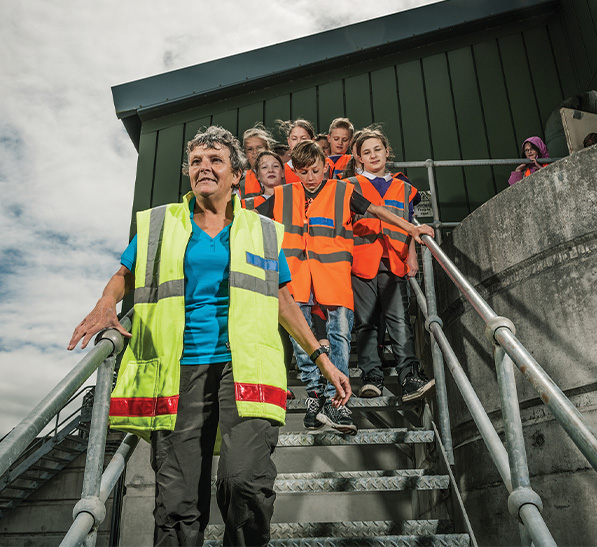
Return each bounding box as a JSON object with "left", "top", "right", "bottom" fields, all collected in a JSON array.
[
  {"left": 39, "top": 454, "right": 71, "bottom": 464},
  {"left": 287, "top": 396, "right": 403, "bottom": 412},
  {"left": 272, "top": 470, "right": 449, "bottom": 494},
  {"left": 204, "top": 534, "right": 470, "bottom": 546},
  {"left": 277, "top": 428, "right": 433, "bottom": 447},
  {"left": 205, "top": 519, "right": 457, "bottom": 540}
]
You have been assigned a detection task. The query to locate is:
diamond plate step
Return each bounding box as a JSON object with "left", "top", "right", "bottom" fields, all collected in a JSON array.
[
  {"left": 205, "top": 519, "right": 457, "bottom": 540},
  {"left": 277, "top": 428, "right": 434, "bottom": 447},
  {"left": 204, "top": 534, "right": 470, "bottom": 546},
  {"left": 286, "top": 396, "right": 402, "bottom": 412},
  {"left": 274, "top": 469, "right": 448, "bottom": 493},
  {"left": 287, "top": 368, "right": 398, "bottom": 381}
]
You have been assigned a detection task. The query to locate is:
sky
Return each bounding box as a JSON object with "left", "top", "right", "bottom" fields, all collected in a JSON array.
[{"left": 0, "top": 0, "right": 440, "bottom": 437}]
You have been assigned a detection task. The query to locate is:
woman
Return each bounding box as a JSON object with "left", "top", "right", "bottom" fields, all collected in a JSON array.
[
  {"left": 508, "top": 136, "right": 549, "bottom": 185},
  {"left": 346, "top": 128, "right": 435, "bottom": 402},
  {"left": 68, "top": 126, "right": 350, "bottom": 546},
  {"left": 240, "top": 123, "right": 275, "bottom": 198}
]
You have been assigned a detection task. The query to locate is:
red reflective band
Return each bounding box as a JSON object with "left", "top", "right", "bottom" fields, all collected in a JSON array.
[
  {"left": 109, "top": 396, "right": 179, "bottom": 417},
  {"left": 235, "top": 382, "right": 287, "bottom": 410}
]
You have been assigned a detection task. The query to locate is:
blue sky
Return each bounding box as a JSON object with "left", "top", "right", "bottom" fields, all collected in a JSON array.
[{"left": 0, "top": 0, "right": 439, "bottom": 435}]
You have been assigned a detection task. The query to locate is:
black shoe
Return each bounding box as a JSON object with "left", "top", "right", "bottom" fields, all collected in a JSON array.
[
  {"left": 359, "top": 374, "right": 384, "bottom": 398},
  {"left": 316, "top": 401, "right": 357, "bottom": 435},
  {"left": 401, "top": 371, "right": 435, "bottom": 402},
  {"left": 304, "top": 391, "right": 325, "bottom": 429}
]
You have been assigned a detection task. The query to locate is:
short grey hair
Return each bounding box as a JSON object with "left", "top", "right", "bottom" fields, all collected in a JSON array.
[{"left": 182, "top": 126, "right": 246, "bottom": 176}]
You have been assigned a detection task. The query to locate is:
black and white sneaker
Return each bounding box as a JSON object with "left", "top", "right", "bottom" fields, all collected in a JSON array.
[
  {"left": 359, "top": 373, "right": 384, "bottom": 398},
  {"left": 317, "top": 401, "right": 357, "bottom": 435},
  {"left": 304, "top": 391, "right": 325, "bottom": 429},
  {"left": 401, "top": 371, "right": 435, "bottom": 402}
]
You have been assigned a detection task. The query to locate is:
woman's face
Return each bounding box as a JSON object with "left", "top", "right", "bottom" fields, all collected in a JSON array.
[
  {"left": 287, "top": 126, "right": 311, "bottom": 150},
  {"left": 358, "top": 138, "right": 388, "bottom": 176},
  {"left": 257, "top": 154, "right": 284, "bottom": 193},
  {"left": 523, "top": 142, "right": 538, "bottom": 160},
  {"left": 244, "top": 137, "right": 268, "bottom": 168}
]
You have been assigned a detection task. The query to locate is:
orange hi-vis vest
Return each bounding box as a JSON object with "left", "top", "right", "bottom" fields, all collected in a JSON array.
[
  {"left": 328, "top": 154, "right": 352, "bottom": 179},
  {"left": 273, "top": 180, "right": 355, "bottom": 310},
  {"left": 242, "top": 194, "right": 268, "bottom": 210},
  {"left": 347, "top": 173, "right": 417, "bottom": 279},
  {"left": 240, "top": 170, "right": 262, "bottom": 198},
  {"left": 284, "top": 163, "right": 301, "bottom": 184},
  {"left": 524, "top": 164, "right": 548, "bottom": 177}
]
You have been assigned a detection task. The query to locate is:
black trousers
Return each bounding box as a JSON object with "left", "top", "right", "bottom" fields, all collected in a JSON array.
[
  {"left": 352, "top": 270, "right": 419, "bottom": 383},
  {"left": 151, "top": 362, "right": 279, "bottom": 546}
]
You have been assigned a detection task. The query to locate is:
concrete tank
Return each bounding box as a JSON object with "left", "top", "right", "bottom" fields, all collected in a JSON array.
[{"left": 434, "top": 145, "right": 597, "bottom": 545}]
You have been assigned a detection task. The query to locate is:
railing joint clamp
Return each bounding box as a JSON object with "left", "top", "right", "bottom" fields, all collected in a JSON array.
[
  {"left": 508, "top": 487, "right": 543, "bottom": 522},
  {"left": 95, "top": 327, "right": 125, "bottom": 356},
  {"left": 73, "top": 495, "right": 106, "bottom": 528},
  {"left": 425, "top": 314, "right": 443, "bottom": 332},
  {"left": 424, "top": 158, "right": 434, "bottom": 168},
  {"left": 485, "top": 316, "right": 516, "bottom": 344}
]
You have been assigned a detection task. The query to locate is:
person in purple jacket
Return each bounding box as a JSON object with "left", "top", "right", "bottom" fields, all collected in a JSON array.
[{"left": 508, "top": 136, "right": 549, "bottom": 185}]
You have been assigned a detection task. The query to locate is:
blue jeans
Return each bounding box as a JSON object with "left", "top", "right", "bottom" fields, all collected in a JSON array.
[{"left": 290, "top": 303, "right": 354, "bottom": 398}]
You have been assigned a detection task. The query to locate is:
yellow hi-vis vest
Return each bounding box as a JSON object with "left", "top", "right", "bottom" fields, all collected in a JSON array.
[{"left": 109, "top": 192, "right": 287, "bottom": 442}]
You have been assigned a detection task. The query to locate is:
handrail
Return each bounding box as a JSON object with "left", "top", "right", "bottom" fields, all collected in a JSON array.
[
  {"left": 0, "top": 311, "right": 133, "bottom": 479},
  {"left": 409, "top": 276, "right": 557, "bottom": 546},
  {"left": 420, "top": 231, "right": 597, "bottom": 471},
  {"left": 61, "top": 434, "right": 139, "bottom": 547}
]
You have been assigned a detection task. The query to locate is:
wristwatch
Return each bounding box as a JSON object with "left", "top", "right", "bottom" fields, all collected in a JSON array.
[{"left": 309, "top": 345, "right": 329, "bottom": 363}]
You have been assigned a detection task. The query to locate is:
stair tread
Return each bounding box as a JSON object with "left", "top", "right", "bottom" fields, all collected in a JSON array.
[
  {"left": 278, "top": 428, "right": 433, "bottom": 446},
  {"left": 287, "top": 396, "right": 405, "bottom": 412},
  {"left": 205, "top": 519, "right": 457, "bottom": 539},
  {"left": 204, "top": 534, "right": 470, "bottom": 546}
]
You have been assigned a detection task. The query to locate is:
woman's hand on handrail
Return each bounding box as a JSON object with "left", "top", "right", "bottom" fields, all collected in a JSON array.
[{"left": 68, "top": 265, "right": 134, "bottom": 350}]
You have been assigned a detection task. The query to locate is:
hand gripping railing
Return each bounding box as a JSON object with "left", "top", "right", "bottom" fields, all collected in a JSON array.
[
  {"left": 412, "top": 229, "right": 597, "bottom": 545},
  {"left": 0, "top": 310, "right": 134, "bottom": 546}
]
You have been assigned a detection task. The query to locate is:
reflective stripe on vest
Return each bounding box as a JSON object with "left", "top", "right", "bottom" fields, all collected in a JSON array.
[
  {"left": 110, "top": 193, "right": 287, "bottom": 441},
  {"left": 240, "top": 169, "right": 262, "bottom": 198},
  {"left": 273, "top": 181, "right": 354, "bottom": 309},
  {"left": 347, "top": 174, "right": 416, "bottom": 279}
]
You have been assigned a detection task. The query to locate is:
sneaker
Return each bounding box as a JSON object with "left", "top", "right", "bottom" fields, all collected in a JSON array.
[
  {"left": 316, "top": 401, "right": 357, "bottom": 435},
  {"left": 304, "top": 391, "right": 325, "bottom": 429},
  {"left": 286, "top": 388, "right": 296, "bottom": 400},
  {"left": 401, "top": 370, "right": 436, "bottom": 403},
  {"left": 358, "top": 374, "right": 384, "bottom": 398}
]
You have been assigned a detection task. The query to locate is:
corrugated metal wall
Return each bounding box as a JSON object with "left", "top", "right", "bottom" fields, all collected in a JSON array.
[{"left": 130, "top": 0, "right": 596, "bottom": 232}]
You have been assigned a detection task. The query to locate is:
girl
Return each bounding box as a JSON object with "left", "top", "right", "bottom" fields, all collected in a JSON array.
[
  {"left": 241, "top": 123, "right": 275, "bottom": 197},
  {"left": 508, "top": 136, "right": 549, "bottom": 186},
  {"left": 276, "top": 118, "right": 316, "bottom": 183},
  {"left": 347, "top": 129, "right": 434, "bottom": 402}
]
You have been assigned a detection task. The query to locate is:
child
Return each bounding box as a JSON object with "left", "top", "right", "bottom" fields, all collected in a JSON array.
[
  {"left": 315, "top": 133, "right": 332, "bottom": 156},
  {"left": 242, "top": 151, "right": 285, "bottom": 210},
  {"left": 345, "top": 128, "right": 435, "bottom": 402},
  {"left": 255, "top": 141, "right": 434, "bottom": 432},
  {"left": 241, "top": 124, "right": 276, "bottom": 198},
  {"left": 508, "top": 137, "right": 549, "bottom": 186},
  {"left": 327, "top": 118, "right": 354, "bottom": 179},
  {"left": 276, "top": 118, "right": 316, "bottom": 183}
]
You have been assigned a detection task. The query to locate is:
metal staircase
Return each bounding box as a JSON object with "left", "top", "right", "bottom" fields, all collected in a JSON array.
[
  {"left": 203, "top": 369, "right": 473, "bottom": 546},
  {"left": 0, "top": 388, "right": 94, "bottom": 519}
]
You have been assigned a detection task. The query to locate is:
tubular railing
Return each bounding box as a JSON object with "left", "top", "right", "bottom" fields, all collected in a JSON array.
[
  {"left": 0, "top": 311, "right": 134, "bottom": 547},
  {"left": 409, "top": 228, "right": 597, "bottom": 545},
  {"left": 387, "top": 157, "right": 561, "bottom": 243}
]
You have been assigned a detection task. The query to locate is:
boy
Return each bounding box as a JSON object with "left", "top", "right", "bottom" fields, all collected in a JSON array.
[
  {"left": 327, "top": 118, "right": 354, "bottom": 178},
  {"left": 256, "top": 141, "right": 434, "bottom": 433}
]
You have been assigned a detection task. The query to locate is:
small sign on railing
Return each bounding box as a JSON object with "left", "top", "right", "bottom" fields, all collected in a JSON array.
[{"left": 414, "top": 191, "right": 433, "bottom": 218}]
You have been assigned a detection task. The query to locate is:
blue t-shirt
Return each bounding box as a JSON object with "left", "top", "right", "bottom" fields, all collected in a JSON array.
[{"left": 121, "top": 205, "right": 291, "bottom": 365}]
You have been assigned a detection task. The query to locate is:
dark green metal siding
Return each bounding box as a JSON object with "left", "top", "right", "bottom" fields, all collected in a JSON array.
[{"left": 130, "top": 3, "right": 595, "bottom": 228}]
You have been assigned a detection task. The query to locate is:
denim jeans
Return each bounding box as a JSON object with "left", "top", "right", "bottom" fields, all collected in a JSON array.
[{"left": 290, "top": 303, "right": 354, "bottom": 398}]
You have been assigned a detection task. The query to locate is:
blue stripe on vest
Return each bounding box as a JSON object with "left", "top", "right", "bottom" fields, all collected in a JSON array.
[
  {"left": 246, "top": 251, "right": 279, "bottom": 272},
  {"left": 384, "top": 199, "right": 405, "bottom": 210},
  {"left": 309, "top": 217, "right": 335, "bottom": 228}
]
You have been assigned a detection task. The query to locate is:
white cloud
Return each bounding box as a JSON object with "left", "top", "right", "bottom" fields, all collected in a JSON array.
[{"left": 0, "top": 0, "right": 440, "bottom": 436}]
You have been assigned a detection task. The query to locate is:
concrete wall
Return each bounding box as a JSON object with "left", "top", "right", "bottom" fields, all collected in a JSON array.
[{"left": 435, "top": 145, "right": 597, "bottom": 545}]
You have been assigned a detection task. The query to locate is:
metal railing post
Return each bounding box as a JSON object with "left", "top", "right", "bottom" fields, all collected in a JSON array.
[
  {"left": 420, "top": 247, "right": 453, "bottom": 464},
  {"left": 494, "top": 346, "right": 556, "bottom": 547},
  {"left": 424, "top": 159, "right": 442, "bottom": 244}
]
